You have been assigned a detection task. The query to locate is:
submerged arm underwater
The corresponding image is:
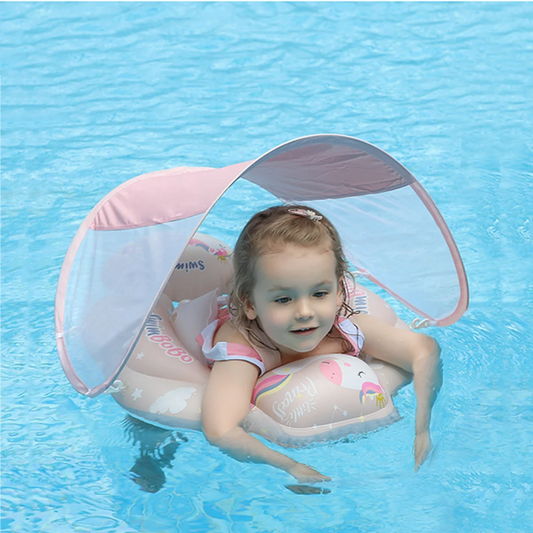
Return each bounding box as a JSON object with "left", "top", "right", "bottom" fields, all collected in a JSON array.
[
  {"left": 412, "top": 340, "right": 442, "bottom": 469},
  {"left": 352, "top": 312, "right": 442, "bottom": 470},
  {"left": 202, "top": 359, "right": 331, "bottom": 484}
]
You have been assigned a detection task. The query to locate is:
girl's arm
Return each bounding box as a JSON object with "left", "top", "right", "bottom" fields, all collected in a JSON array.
[
  {"left": 351, "top": 313, "right": 442, "bottom": 470},
  {"left": 202, "top": 358, "right": 330, "bottom": 483}
]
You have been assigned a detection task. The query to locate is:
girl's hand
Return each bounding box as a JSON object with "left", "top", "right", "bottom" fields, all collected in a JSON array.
[
  {"left": 414, "top": 430, "right": 432, "bottom": 470},
  {"left": 287, "top": 462, "right": 331, "bottom": 484}
]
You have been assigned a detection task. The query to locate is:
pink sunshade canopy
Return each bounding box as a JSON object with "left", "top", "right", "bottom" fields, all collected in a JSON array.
[{"left": 55, "top": 134, "right": 469, "bottom": 397}]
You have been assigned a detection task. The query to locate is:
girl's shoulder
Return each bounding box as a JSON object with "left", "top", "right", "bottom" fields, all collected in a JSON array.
[{"left": 213, "top": 319, "right": 253, "bottom": 347}]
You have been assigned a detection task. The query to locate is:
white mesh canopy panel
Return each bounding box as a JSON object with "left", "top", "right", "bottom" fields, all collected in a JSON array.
[
  {"left": 62, "top": 216, "right": 202, "bottom": 391},
  {"left": 306, "top": 189, "right": 460, "bottom": 322}
]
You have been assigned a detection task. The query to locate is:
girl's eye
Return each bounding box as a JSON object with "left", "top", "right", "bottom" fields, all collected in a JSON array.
[
  {"left": 275, "top": 297, "right": 291, "bottom": 304},
  {"left": 314, "top": 291, "right": 329, "bottom": 299}
]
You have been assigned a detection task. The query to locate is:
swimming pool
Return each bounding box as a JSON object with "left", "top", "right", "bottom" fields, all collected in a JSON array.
[{"left": 1, "top": 2, "right": 532, "bottom": 531}]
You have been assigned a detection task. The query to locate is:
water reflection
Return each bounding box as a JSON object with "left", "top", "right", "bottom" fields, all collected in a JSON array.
[{"left": 122, "top": 415, "right": 188, "bottom": 493}]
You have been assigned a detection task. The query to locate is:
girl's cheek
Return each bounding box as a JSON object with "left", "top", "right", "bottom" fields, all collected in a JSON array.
[{"left": 270, "top": 310, "right": 290, "bottom": 325}]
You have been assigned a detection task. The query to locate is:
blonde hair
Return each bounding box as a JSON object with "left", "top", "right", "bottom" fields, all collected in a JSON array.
[{"left": 229, "top": 205, "right": 355, "bottom": 352}]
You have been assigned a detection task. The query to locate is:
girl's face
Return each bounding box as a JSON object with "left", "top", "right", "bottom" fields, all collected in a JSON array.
[{"left": 245, "top": 244, "right": 342, "bottom": 357}]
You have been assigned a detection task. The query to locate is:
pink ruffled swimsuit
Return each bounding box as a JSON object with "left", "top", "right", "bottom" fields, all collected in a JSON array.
[{"left": 196, "top": 312, "right": 365, "bottom": 376}]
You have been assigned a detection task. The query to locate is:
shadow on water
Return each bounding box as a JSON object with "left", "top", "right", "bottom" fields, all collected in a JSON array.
[
  {"left": 121, "top": 415, "right": 188, "bottom": 493},
  {"left": 285, "top": 484, "right": 331, "bottom": 495}
]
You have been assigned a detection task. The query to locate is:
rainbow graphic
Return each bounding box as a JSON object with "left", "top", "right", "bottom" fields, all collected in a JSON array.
[
  {"left": 252, "top": 373, "right": 293, "bottom": 405},
  {"left": 189, "top": 238, "right": 230, "bottom": 261},
  {"left": 359, "top": 381, "right": 386, "bottom": 408}
]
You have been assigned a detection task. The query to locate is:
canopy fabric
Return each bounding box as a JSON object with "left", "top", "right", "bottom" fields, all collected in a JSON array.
[{"left": 55, "top": 134, "right": 468, "bottom": 397}]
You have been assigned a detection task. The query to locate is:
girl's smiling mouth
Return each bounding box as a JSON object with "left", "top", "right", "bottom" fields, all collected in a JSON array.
[{"left": 291, "top": 327, "right": 318, "bottom": 336}]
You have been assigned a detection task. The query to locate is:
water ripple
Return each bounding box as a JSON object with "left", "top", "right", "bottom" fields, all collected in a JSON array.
[{"left": 1, "top": 2, "right": 532, "bottom": 532}]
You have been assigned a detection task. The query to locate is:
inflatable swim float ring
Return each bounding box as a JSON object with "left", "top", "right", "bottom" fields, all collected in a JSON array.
[
  {"left": 110, "top": 234, "right": 411, "bottom": 447},
  {"left": 55, "top": 135, "right": 468, "bottom": 448}
]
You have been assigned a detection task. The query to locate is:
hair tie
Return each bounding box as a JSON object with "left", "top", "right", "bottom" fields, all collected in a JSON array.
[{"left": 287, "top": 208, "right": 323, "bottom": 222}]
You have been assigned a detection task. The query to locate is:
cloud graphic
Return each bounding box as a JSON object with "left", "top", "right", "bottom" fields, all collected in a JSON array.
[{"left": 149, "top": 387, "right": 196, "bottom": 415}]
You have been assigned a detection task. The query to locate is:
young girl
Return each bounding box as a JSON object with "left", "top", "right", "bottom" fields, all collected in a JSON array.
[{"left": 200, "top": 205, "right": 442, "bottom": 483}]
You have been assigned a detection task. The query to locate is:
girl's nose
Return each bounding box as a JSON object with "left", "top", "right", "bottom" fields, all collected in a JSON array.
[{"left": 295, "top": 299, "right": 313, "bottom": 320}]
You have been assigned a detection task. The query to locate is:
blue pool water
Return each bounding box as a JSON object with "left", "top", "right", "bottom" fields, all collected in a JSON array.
[{"left": 1, "top": 2, "right": 532, "bottom": 532}]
